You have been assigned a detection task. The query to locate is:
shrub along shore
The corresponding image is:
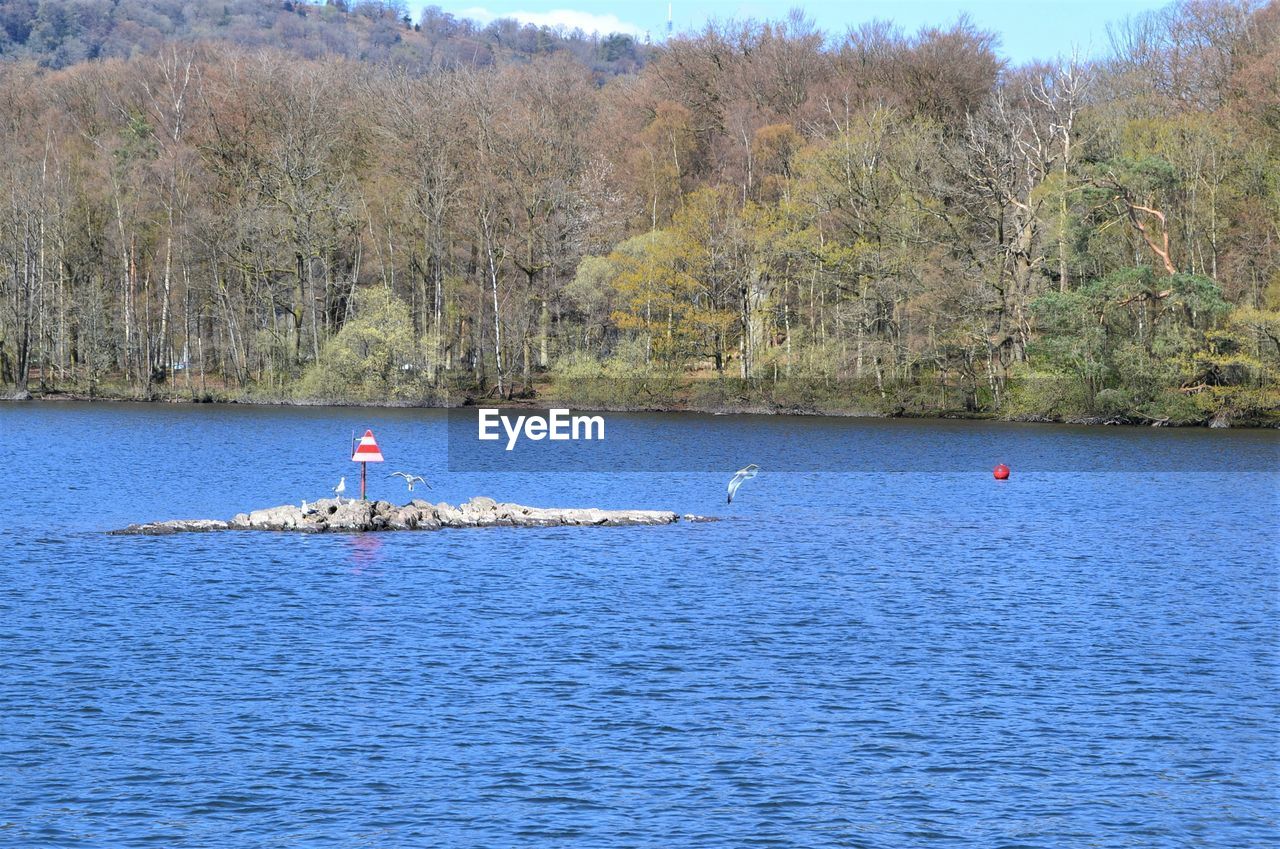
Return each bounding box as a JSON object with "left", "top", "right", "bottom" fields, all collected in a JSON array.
[{"left": 7, "top": 372, "right": 1276, "bottom": 428}]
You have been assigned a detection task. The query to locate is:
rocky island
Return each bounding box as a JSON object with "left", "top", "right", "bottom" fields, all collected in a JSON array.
[{"left": 111, "top": 496, "right": 713, "bottom": 535}]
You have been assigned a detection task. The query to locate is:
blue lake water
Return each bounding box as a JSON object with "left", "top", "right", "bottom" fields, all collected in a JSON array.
[{"left": 1, "top": 402, "right": 1277, "bottom": 847}]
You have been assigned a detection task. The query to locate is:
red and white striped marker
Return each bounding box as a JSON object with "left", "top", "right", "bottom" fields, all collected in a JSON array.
[
  {"left": 351, "top": 429, "right": 384, "bottom": 500},
  {"left": 351, "top": 429, "right": 384, "bottom": 463}
]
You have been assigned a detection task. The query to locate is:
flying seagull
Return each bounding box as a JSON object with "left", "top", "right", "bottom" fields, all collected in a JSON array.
[
  {"left": 727, "top": 464, "right": 759, "bottom": 504},
  {"left": 389, "top": 472, "right": 432, "bottom": 492},
  {"left": 332, "top": 476, "right": 346, "bottom": 502}
]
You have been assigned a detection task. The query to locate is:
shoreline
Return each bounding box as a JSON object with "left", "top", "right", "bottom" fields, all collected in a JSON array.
[{"left": 4, "top": 387, "right": 1277, "bottom": 428}]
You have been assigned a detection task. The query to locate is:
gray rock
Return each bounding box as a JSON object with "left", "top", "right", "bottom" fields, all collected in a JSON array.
[
  {"left": 109, "top": 518, "right": 229, "bottom": 535},
  {"left": 112, "top": 497, "right": 692, "bottom": 535},
  {"left": 433, "top": 502, "right": 463, "bottom": 525},
  {"left": 325, "top": 500, "right": 377, "bottom": 531},
  {"left": 247, "top": 504, "right": 306, "bottom": 530}
]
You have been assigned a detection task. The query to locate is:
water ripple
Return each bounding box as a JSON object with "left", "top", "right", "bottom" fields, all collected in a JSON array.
[{"left": 0, "top": 404, "right": 1276, "bottom": 847}]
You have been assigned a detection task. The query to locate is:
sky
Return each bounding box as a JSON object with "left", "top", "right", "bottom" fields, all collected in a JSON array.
[{"left": 432, "top": 0, "right": 1173, "bottom": 64}]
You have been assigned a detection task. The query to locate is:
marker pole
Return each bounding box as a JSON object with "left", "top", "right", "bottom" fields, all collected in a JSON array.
[{"left": 360, "top": 462, "right": 367, "bottom": 501}]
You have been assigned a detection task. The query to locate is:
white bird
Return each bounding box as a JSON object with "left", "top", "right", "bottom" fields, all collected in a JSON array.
[
  {"left": 727, "top": 464, "right": 759, "bottom": 504},
  {"left": 301, "top": 499, "right": 309, "bottom": 511},
  {"left": 332, "top": 476, "right": 346, "bottom": 502},
  {"left": 389, "top": 471, "right": 432, "bottom": 492}
]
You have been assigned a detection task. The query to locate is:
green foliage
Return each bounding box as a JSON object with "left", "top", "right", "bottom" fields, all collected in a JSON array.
[
  {"left": 297, "top": 288, "right": 425, "bottom": 402},
  {"left": 1026, "top": 267, "right": 1274, "bottom": 420},
  {"left": 1026, "top": 289, "right": 1107, "bottom": 400},
  {"left": 565, "top": 255, "right": 614, "bottom": 316},
  {"left": 547, "top": 339, "right": 686, "bottom": 409}
]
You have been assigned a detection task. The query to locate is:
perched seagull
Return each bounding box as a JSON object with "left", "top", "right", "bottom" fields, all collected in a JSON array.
[
  {"left": 332, "top": 476, "right": 346, "bottom": 503},
  {"left": 389, "top": 472, "right": 432, "bottom": 492},
  {"left": 727, "top": 464, "right": 759, "bottom": 504},
  {"left": 301, "top": 499, "right": 309, "bottom": 511}
]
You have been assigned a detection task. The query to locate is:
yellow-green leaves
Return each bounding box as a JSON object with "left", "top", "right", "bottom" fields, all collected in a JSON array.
[{"left": 298, "top": 288, "right": 421, "bottom": 402}]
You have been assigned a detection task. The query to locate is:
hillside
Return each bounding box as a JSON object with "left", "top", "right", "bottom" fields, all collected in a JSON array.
[{"left": 0, "top": 0, "right": 650, "bottom": 74}]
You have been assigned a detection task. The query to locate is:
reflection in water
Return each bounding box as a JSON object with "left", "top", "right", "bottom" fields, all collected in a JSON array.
[{"left": 346, "top": 530, "right": 384, "bottom": 573}]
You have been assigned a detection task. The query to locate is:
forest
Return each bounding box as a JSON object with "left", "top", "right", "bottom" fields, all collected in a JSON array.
[{"left": 1, "top": 0, "right": 1278, "bottom": 424}]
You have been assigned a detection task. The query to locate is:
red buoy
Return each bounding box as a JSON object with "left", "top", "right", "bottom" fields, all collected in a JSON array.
[{"left": 993, "top": 463, "right": 1010, "bottom": 480}]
